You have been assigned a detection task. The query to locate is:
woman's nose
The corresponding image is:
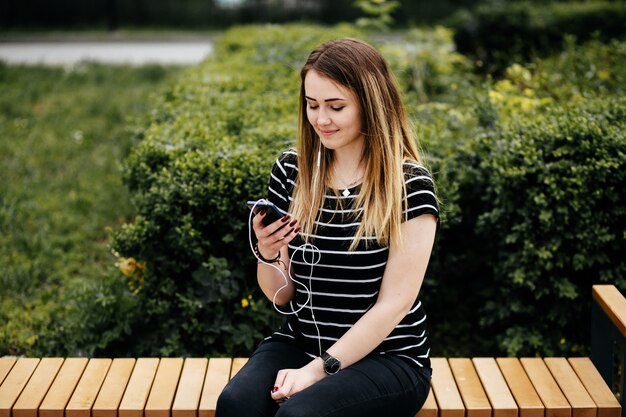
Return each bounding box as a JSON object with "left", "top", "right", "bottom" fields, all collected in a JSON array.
[{"left": 317, "top": 109, "right": 331, "bottom": 126}]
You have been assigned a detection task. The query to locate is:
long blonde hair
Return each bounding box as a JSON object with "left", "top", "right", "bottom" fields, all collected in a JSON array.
[{"left": 290, "top": 38, "right": 423, "bottom": 250}]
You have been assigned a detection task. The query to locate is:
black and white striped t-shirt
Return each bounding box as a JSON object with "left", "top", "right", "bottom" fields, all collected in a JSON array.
[{"left": 264, "top": 149, "right": 439, "bottom": 369}]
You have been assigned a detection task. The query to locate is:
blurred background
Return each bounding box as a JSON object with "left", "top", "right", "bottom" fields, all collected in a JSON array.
[
  {"left": 1, "top": 0, "right": 625, "bottom": 360},
  {"left": 1, "top": 0, "right": 480, "bottom": 30}
]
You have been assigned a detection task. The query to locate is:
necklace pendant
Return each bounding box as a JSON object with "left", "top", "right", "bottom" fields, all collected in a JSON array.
[{"left": 342, "top": 188, "right": 351, "bottom": 197}]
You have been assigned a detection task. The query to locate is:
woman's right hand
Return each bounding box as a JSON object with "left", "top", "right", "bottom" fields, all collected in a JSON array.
[{"left": 253, "top": 211, "right": 300, "bottom": 260}]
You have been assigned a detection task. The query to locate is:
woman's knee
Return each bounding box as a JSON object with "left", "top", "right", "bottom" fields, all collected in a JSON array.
[
  {"left": 216, "top": 380, "right": 279, "bottom": 417},
  {"left": 275, "top": 402, "right": 314, "bottom": 417},
  {"left": 215, "top": 384, "right": 249, "bottom": 417}
]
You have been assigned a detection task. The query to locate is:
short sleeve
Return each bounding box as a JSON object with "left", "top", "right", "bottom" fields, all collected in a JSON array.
[
  {"left": 266, "top": 149, "right": 298, "bottom": 216},
  {"left": 403, "top": 162, "right": 439, "bottom": 223}
]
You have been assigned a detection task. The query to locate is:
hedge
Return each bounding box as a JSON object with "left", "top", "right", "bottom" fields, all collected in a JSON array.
[
  {"left": 110, "top": 24, "right": 365, "bottom": 357},
  {"left": 440, "top": 98, "right": 626, "bottom": 356},
  {"left": 449, "top": 1, "right": 626, "bottom": 73},
  {"left": 108, "top": 25, "right": 626, "bottom": 358}
]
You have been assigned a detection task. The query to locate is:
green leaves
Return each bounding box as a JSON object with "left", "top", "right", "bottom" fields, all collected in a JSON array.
[
  {"left": 455, "top": 97, "right": 626, "bottom": 355},
  {"left": 5, "top": 22, "right": 624, "bottom": 358},
  {"left": 109, "top": 24, "right": 363, "bottom": 357},
  {"left": 0, "top": 63, "right": 181, "bottom": 356},
  {"left": 449, "top": 1, "right": 626, "bottom": 74},
  {"left": 354, "top": 0, "right": 400, "bottom": 31}
]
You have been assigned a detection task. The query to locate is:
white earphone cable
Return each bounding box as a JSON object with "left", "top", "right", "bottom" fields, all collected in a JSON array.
[{"left": 248, "top": 142, "right": 323, "bottom": 355}]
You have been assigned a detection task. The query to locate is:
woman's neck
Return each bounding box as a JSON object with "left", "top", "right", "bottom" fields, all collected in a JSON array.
[{"left": 331, "top": 149, "right": 365, "bottom": 189}]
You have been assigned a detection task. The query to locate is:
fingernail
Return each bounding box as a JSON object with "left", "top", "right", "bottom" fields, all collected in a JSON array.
[
  {"left": 294, "top": 227, "right": 301, "bottom": 234},
  {"left": 281, "top": 216, "right": 290, "bottom": 223},
  {"left": 260, "top": 210, "right": 266, "bottom": 215},
  {"left": 289, "top": 219, "right": 297, "bottom": 227},
  {"left": 272, "top": 386, "right": 279, "bottom": 393}
]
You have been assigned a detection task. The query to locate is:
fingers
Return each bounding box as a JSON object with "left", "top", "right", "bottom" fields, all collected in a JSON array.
[
  {"left": 271, "top": 369, "right": 293, "bottom": 405},
  {"left": 253, "top": 213, "right": 300, "bottom": 256},
  {"left": 251, "top": 209, "right": 270, "bottom": 232},
  {"left": 273, "top": 368, "right": 287, "bottom": 393},
  {"left": 254, "top": 213, "right": 292, "bottom": 237},
  {"left": 252, "top": 211, "right": 277, "bottom": 233}
]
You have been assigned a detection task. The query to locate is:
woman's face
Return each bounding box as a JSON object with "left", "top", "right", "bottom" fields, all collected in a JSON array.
[{"left": 304, "top": 69, "right": 364, "bottom": 155}]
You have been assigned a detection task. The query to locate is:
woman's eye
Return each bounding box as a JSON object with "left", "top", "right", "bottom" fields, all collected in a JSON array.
[
  {"left": 308, "top": 103, "right": 319, "bottom": 110},
  {"left": 331, "top": 106, "right": 345, "bottom": 111}
]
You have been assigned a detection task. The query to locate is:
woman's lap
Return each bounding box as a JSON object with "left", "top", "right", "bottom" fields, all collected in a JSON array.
[
  {"left": 216, "top": 339, "right": 312, "bottom": 417},
  {"left": 216, "top": 339, "right": 431, "bottom": 417}
]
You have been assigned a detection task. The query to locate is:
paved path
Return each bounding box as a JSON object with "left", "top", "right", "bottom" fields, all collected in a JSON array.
[{"left": 0, "top": 41, "right": 214, "bottom": 65}]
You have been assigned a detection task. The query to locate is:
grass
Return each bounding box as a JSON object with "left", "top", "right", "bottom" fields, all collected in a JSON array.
[{"left": 0, "top": 61, "right": 184, "bottom": 354}]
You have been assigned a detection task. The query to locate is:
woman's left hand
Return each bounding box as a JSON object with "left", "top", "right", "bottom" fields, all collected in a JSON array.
[{"left": 270, "top": 359, "right": 327, "bottom": 405}]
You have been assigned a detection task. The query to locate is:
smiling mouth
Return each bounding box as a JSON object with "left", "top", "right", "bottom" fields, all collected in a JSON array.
[{"left": 320, "top": 129, "right": 339, "bottom": 136}]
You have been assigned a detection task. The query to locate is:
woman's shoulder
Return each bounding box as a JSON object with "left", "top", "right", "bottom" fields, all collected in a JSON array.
[
  {"left": 402, "top": 159, "right": 439, "bottom": 219},
  {"left": 272, "top": 148, "right": 298, "bottom": 179},
  {"left": 277, "top": 148, "right": 298, "bottom": 165},
  {"left": 402, "top": 159, "right": 434, "bottom": 184}
]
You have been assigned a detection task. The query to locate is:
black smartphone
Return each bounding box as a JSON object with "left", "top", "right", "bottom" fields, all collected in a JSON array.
[{"left": 247, "top": 199, "right": 284, "bottom": 226}]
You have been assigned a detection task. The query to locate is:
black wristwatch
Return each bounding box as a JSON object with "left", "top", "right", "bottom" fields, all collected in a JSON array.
[{"left": 320, "top": 351, "right": 341, "bottom": 375}]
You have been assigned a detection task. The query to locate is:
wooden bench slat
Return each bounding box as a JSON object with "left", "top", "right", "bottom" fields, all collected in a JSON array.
[
  {"left": 0, "top": 355, "right": 618, "bottom": 417},
  {"left": 472, "top": 358, "right": 518, "bottom": 417},
  {"left": 568, "top": 358, "right": 621, "bottom": 417},
  {"left": 520, "top": 358, "right": 570, "bottom": 417},
  {"left": 449, "top": 358, "right": 491, "bottom": 417},
  {"left": 172, "top": 358, "right": 208, "bottom": 417},
  {"left": 497, "top": 358, "right": 544, "bottom": 417},
  {"left": 13, "top": 358, "right": 64, "bottom": 417},
  {"left": 39, "top": 358, "right": 89, "bottom": 417},
  {"left": 544, "top": 358, "right": 597, "bottom": 417},
  {"left": 145, "top": 358, "right": 184, "bottom": 417},
  {"left": 119, "top": 358, "right": 160, "bottom": 417},
  {"left": 431, "top": 358, "right": 465, "bottom": 417},
  {"left": 416, "top": 388, "right": 438, "bottom": 417},
  {"left": 0, "top": 359, "right": 17, "bottom": 386},
  {"left": 92, "top": 358, "right": 136, "bottom": 417},
  {"left": 0, "top": 358, "right": 39, "bottom": 406},
  {"left": 592, "top": 285, "right": 626, "bottom": 337},
  {"left": 66, "top": 359, "right": 112, "bottom": 417},
  {"left": 230, "top": 358, "right": 248, "bottom": 379},
  {"left": 199, "top": 358, "right": 232, "bottom": 417}
]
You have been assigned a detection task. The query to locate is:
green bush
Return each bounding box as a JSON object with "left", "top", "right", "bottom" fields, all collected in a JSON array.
[
  {"left": 110, "top": 24, "right": 365, "bottom": 357},
  {"left": 111, "top": 25, "right": 626, "bottom": 358},
  {"left": 457, "top": 98, "right": 626, "bottom": 355},
  {"left": 449, "top": 1, "right": 626, "bottom": 73},
  {"left": 379, "top": 26, "right": 478, "bottom": 105},
  {"left": 4, "top": 24, "right": 621, "bottom": 357},
  {"left": 406, "top": 37, "right": 626, "bottom": 356}
]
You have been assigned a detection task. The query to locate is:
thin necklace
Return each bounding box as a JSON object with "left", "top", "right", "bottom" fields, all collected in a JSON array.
[{"left": 334, "top": 169, "right": 363, "bottom": 197}]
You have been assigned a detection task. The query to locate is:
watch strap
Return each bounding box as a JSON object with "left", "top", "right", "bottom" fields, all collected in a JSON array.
[{"left": 320, "top": 351, "right": 341, "bottom": 374}]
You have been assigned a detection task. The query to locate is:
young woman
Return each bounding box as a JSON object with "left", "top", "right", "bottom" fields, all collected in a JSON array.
[{"left": 216, "top": 38, "right": 439, "bottom": 417}]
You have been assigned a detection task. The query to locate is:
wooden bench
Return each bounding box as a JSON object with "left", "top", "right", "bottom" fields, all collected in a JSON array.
[
  {"left": 592, "top": 284, "right": 626, "bottom": 409},
  {"left": 0, "top": 284, "right": 622, "bottom": 417}
]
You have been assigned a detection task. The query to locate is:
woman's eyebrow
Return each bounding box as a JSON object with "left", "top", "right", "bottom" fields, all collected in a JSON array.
[{"left": 305, "top": 95, "right": 348, "bottom": 102}]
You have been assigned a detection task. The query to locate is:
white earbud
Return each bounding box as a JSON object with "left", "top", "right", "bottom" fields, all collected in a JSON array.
[{"left": 317, "top": 141, "right": 321, "bottom": 168}]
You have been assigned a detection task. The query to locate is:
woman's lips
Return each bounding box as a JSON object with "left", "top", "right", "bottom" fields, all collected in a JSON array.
[{"left": 320, "top": 129, "right": 339, "bottom": 136}]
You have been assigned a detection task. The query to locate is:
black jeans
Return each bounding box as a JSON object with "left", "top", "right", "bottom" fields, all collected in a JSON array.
[{"left": 216, "top": 339, "right": 431, "bottom": 417}]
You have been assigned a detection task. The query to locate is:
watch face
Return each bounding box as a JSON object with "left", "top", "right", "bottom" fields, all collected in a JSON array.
[{"left": 324, "top": 356, "right": 341, "bottom": 374}]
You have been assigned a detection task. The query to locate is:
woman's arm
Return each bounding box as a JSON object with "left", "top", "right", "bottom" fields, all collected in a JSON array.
[
  {"left": 324, "top": 213, "right": 437, "bottom": 366},
  {"left": 254, "top": 212, "right": 299, "bottom": 305},
  {"left": 271, "top": 213, "right": 437, "bottom": 400}
]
